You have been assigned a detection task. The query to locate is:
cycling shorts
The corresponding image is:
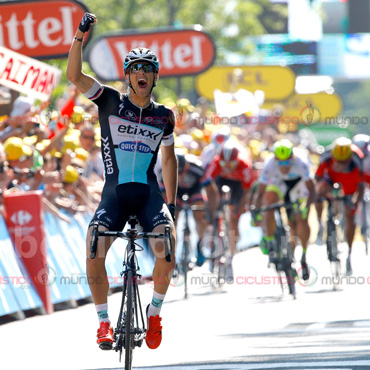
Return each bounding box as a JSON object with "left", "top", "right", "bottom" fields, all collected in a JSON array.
[
  {"left": 266, "top": 178, "right": 308, "bottom": 203},
  {"left": 177, "top": 183, "right": 205, "bottom": 208},
  {"left": 89, "top": 182, "right": 172, "bottom": 231},
  {"left": 215, "top": 177, "right": 243, "bottom": 208}
]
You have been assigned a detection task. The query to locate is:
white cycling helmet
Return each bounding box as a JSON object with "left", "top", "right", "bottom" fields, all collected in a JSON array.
[{"left": 353, "top": 134, "right": 370, "bottom": 155}]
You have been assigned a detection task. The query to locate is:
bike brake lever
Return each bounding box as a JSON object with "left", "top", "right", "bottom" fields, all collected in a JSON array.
[
  {"left": 164, "top": 226, "right": 172, "bottom": 262},
  {"left": 90, "top": 223, "right": 99, "bottom": 259}
]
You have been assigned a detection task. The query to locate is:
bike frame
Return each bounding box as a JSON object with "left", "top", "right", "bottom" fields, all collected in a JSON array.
[
  {"left": 89, "top": 216, "right": 173, "bottom": 369},
  {"left": 256, "top": 202, "right": 297, "bottom": 299},
  {"left": 175, "top": 194, "right": 208, "bottom": 298},
  {"left": 318, "top": 195, "right": 350, "bottom": 290},
  {"left": 208, "top": 185, "right": 231, "bottom": 287}
]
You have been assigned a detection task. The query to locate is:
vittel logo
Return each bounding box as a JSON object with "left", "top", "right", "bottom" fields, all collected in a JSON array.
[
  {"left": 88, "top": 28, "right": 216, "bottom": 80},
  {"left": 10, "top": 210, "right": 32, "bottom": 226},
  {"left": 0, "top": 7, "right": 73, "bottom": 50},
  {"left": 119, "top": 141, "right": 151, "bottom": 154},
  {"left": 0, "top": 1, "right": 90, "bottom": 58}
]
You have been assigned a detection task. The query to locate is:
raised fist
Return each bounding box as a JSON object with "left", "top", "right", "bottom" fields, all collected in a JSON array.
[{"left": 79, "top": 13, "right": 96, "bottom": 33}]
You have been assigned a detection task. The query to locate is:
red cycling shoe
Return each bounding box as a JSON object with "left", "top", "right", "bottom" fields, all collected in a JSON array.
[
  {"left": 145, "top": 306, "right": 162, "bottom": 350},
  {"left": 97, "top": 321, "right": 113, "bottom": 350}
]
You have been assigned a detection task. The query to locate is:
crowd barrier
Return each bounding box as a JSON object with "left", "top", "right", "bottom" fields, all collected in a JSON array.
[
  {"left": 0, "top": 192, "right": 261, "bottom": 321},
  {"left": 0, "top": 195, "right": 155, "bottom": 320}
]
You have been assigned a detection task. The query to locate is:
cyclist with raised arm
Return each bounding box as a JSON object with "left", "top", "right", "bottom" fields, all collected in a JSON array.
[
  {"left": 67, "top": 13, "right": 177, "bottom": 351},
  {"left": 206, "top": 139, "right": 252, "bottom": 279},
  {"left": 251, "top": 139, "right": 316, "bottom": 281},
  {"left": 315, "top": 137, "right": 364, "bottom": 276}
]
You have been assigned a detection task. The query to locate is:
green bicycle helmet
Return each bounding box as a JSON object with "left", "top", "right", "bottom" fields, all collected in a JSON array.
[{"left": 273, "top": 139, "right": 293, "bottom": 160}]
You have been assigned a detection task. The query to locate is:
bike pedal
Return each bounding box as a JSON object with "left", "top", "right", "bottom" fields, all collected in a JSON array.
[
  {"left": 135, "top": 339, "right": 143, "bottom": 347},
  {"left": 99, "top": 342, "right": 113, "bottom": 350}
]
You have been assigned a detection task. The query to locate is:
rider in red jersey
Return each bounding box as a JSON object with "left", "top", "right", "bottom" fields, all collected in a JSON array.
[
  {"left": 315, "top": 137, "right": 364, "bottom": 276},
  {"left": 206, "top": 139, "right": 252, "bottom": 280}
]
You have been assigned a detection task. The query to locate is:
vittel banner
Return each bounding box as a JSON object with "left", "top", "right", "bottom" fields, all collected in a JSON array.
[
  {"left": 0, "top": 0, "right": 91, "bottom": 59},
  {"left": 86, "top": 27, "right": 216, "bottom": 80}
]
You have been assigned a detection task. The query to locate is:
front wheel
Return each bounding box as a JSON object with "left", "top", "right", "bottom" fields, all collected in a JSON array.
[
  {"left": 181, "top": 236, "right": 190, "bottom": 299},
  {"left": 327, "top": 220, "right": 340, "bottom": 289},
  {"left": 285, "top": 262, "right": 297, "bottom": 299},
  {"left": 125, "top": 269, "right": 134, "bottom": 370}
]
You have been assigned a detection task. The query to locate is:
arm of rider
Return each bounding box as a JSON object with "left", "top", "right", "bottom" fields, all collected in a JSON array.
[
  {"left": 66, "top": 12, "right": 97, "bottom": 93},
  {"left": 301, "top": 179, "right": 316, "bottom": 219},
  {"left": 205, "top": 180, "right": 220, "bottom": 223},
  {"left": 161, "top": 144, "right": 178, "bottom": 214},
  {"left": 237, "top": 188, "right": 249, "bottom": 215},
  {"left": 251, "top": 182, "right": 266, "bottom": 226},
  {"left": 254, "top": 182, "right": 266, "bottom": 210},
  {"left": 354, "top": 182, "right": 365, "bottom": 210}
]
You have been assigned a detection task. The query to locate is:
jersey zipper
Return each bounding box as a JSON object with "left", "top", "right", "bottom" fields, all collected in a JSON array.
[{"left": 132, "top": 107, "right": 143, "bottom": 182}]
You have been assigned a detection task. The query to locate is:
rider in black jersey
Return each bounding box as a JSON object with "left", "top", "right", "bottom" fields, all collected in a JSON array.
[{"left": 67, "top": 12, "right": 177, "bottom": 351}]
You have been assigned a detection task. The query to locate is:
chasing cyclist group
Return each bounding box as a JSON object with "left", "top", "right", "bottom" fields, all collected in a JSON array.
[{"left": 170, "top": 131, "right": 368, "bottom": 284}]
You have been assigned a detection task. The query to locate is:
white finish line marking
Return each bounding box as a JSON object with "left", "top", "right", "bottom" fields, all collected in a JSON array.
[{"left": 133, "top": 360, "right": 370, "bottom": 369}]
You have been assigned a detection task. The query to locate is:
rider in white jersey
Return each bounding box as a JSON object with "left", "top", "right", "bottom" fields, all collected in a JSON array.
[{"left": 251, "top": 139, "right": 316, "bottom": 281}]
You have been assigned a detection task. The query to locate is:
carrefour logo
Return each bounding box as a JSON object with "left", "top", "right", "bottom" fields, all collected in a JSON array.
[
  {"left": 10, "top": 210, "right": 32, "bottom": 226},
  {"left": 119, "top": 141, "right": 151, "bottom": 153}
]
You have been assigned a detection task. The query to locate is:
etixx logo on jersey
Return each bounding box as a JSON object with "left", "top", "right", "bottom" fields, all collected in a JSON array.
[{"left": 119, "top": 141, "right": 151, "bottom": 153}]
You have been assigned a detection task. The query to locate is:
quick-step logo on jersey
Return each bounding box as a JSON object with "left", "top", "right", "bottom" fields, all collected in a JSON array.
[{"left": 119, "top": 141, "right": 151, "bottom": 153}]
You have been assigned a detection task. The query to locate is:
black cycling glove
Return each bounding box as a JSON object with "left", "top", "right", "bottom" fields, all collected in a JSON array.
[
  {"left": 167, "top": 203, "right": 176, "bottom": 222},
  {"left": 79, "top": 13, "right": 96, "bottom": 33}
]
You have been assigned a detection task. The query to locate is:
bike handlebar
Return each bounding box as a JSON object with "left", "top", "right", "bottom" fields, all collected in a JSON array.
[
  {"left": 253, "top": 201, "right": 299, "bottom": 214},
  {"left": 316, "top": 195, "right": 352, "bottom": 203},
  {"left": 89, "top": 220, "right": 173, "bottom": 262}
]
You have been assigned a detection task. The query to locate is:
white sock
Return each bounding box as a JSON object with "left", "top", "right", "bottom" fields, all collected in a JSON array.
[
  {"left": 148, "top": 291, "right": 166, "bottom": 317},
  {"left": 96, "top": 303, "right": 110, "bottom": 324}
]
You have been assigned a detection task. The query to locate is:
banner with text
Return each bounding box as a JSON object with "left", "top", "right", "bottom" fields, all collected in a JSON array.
[
  {"left": 0, "top": 0, "right": 91, "bottom": 59},
  {"left": 86, "top": 27, "right": 216, "bottom": 81},
  {"left": 3, "top": 191, "right": 53, "bottom": 314},
  {"left": 0, "top": 45, "right": 62, "bottom": 101}
]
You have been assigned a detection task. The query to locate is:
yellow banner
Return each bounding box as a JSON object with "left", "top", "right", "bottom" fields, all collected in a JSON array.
[
  {"left": 262, "top": 92, "right": 343, "bottom": 132},
  {"left": 196, "top": 66, "right": 295, "bottom": 101}
]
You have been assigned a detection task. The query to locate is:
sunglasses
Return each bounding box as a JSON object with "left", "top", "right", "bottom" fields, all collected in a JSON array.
[
  {"left": 220, "top": 160, "right": 237, "bottom": 168},
  {"left": 130, "top": 63, "right": 155, "bottom": 73},
  {"left": 277, "top": 158, "right": 292, "bottom": 166}
]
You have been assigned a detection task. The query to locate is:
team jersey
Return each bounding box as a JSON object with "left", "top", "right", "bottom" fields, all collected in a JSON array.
[
  {"left": 84, "top": 80, "right": 175, "bottom": 187},
  {"left": 362, "top": 153, "right": 370, "bottom": 183},
  {"left": 259, "top": 152, "right": 311, "bottom": 186},
  {"left": 158, "top": 153, "right": 211, "bottom": 191},
  {"left": 315, "top": 147, "right": 364, "bottom": 195},
  {"left": 206, "top": 151, "right": 252, "bottom": 189},
  {"left": 200, "top": 143, "right": 217, "bottom": 170}
]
